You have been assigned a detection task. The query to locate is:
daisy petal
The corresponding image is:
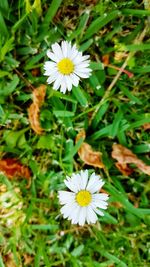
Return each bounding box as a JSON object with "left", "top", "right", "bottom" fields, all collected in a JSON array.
[
  {"left": 58, "top": 191, "right": 75, "bottom": 205},
  {"left": 78, "top": 207, "right": 87, "bottom": 226},
  {"left": 92, "top": 193, "right": 109, "bottom": 202},
  {"left": 47, "top": 50, "right": 59, "bottom": 62},
  {"left": 74, "top": 71, "right": 91, "bottom": 78},
  {"left": 44, "top": 41, "right": 92, "bottom": 92},
  {"left": 51, "top": 43, "right": 63, "bottom": 60},
  {"left": 69, "top": 73, "right": 80, "bottom": 87},
  {"left": 53, "top": 74, "right": 63, "bottom": 90},
  {"left": 61, "top": 41, "right": 68, "bottom": 58},
  {"left": 64, "top": 76, "right": 73, "bottom": 91},
  {"left": 58, "top": 170, "right": 109, "bottom": 226},
  {"left": 86, "top": 206, "right": 98, "bottom": 224},
  {"left": 60, "top": 82, "right": 67, "bottom": 94}
]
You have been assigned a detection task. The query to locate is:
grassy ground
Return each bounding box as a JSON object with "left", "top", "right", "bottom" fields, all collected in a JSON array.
[{"left": 0, "top": 0, "right": 150, "bottom": 266}]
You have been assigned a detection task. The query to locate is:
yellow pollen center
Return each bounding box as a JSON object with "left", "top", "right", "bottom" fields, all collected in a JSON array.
[
  {"left": 57, "top": 58, "right": 74, "bottom": 75},
  {"left": 76, "top": 190, "right": 92, "bottom": 207}
]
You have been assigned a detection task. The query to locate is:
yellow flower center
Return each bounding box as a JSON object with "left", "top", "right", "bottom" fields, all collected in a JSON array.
[
  {"left": 76, "top": 190, "right": 92, "bottom": 207},
  {"left": 57, "top": 58, "right": 74, "bottom": 75}
]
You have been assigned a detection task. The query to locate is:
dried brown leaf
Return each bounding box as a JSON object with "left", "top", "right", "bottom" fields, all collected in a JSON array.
[
  {"left": 143, "top": 123, "right": 150, "bottom": 131},
  {"left": 23, "top": 254, "right": 33, "bottom": 265},
  {"left": 28, "top": 85, "right": 46, "bottom": 135},
  {"left": 0, "top": 158, "right": 31, "bottom": 187},
  {"left": 76, "top": 130, "right": 104, "bottom": 168},
  {"left": 112, "top": 143, "right": 150, "bottom": 176},
  {"left": 4, "top": 253, "right": 21, "bottom": 267}
]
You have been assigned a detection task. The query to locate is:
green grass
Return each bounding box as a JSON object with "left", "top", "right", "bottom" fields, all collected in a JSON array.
[{"left": 0, "top": 0, "right": 150, "bottom": 266}]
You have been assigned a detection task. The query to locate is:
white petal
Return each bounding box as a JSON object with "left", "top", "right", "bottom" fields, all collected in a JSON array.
[
  {"left": 71, "top": 173, "right": 84, "bottom": 192},
  {"left": 51, "top": 43, "right": 63, "bottom": 60},
  {"left": 64, "top": 176, "right": 79, "bottom": 193},
  {"left": 71, "top": 206, "right": 81, "bottom": 224},
  {"left": 73, "top": 54, "right": 90, "bottom": 65},
  {"left": 47, "top": 50, "right": 59, "bottom": 62},
  {"left": 60, "top": 82, "right": 67, "bottom": 94},
  {"left": 70, "top": 45, "right": 79, "bottom": 60},
  {"left": 65, "top": 76, "right": 73, "bottom": 92},
  {"left": 61, "top": 41, "right": 68, "bottom": 57},
  {"left": 43, "top": 61, "right": 57, "bottom": 71},
  {"left": 69, "top": 73, "right": 80, "bottom": 87},
  {"left": 60, "top": 203, "right": 75, "bottom": 218},
  {"left": 76, "top": 67, "right": 91, "bottom": 73},
  {"left": 92, "top": 193, "right": 109, "bottom": 202},
  {"left": 86, "top": 206, "right": 98, "bottom": 224},
  {"left": 65, "top": 41, "right": 72, "bottom": 58},
  {"left": 94, "top": 208, "right": 104, "bottom": 217},
  {"left": 53, "top": 74, "right": 63, "bottom": 90},
  {"left": 77, "top": 62, "right": 90, "bottom": 69},
  {"left": 74, "top": 70, "right": 91, "bottom": 78},
  {"left": 79, "top": 170, "right": 89, "bottom": 190},
  {"left": 92, "top": 201, "right": 108, "bottom": 210},
  {"left": 58, "top": 191, "right": 75, "bottom": 205},
  {"left": 46, "top": 73, "right": 58, "bottom": 84},
  {"left": 44, "top": 68, "right": 58, "bottom": 77},
  {"left": 78, "top": 207, "right": 87, "bottom": 226},
  {"left": 86, "top": 174, "right": 104, "bottom": 193}
]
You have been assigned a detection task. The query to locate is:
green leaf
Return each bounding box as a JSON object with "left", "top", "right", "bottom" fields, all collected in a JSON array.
[
  {"left": 72, "top": 86, "right": 88, "bottom": 107},
  {"left": 43, "top": 0, "right": 63, "bottom": 24},
  {"left": 30, "top": 224, "right": 58, "bottom": 231},
  {"left": 69, "top": 11, "right": 90, "bottom": 41},
  {"left": 53, "top": 110, "right": 75, "bottom": 117},
  {"left": 0, "top": 255, "right": 5, "bottom": 267},
  {"left": 122, "top": 9, "right": 150, "bottom": 16},
  {"left": 92, "top": 102, "right": 109, "bottom": 128},
  {"left": 100, "top": 211, "right": 118, "bottom": 224},
  {"left": 25, "top": 51, "right": 45, "bottom": 70},
  {"left": 110, "top": 108, "right": 123, "bottom": 138},
  {"left": 133, "top": 144, "right": 150, "bottom": 154},
  {"left": 90, "top": 61, "right": 104, "bottom": 71},
  {"left": 71, "top": 245, "right": 84, "bottom": 257},
  {"left": 0, "top": 37, "right": 14, "bottom": 62},
  {"left": 0, "top": 70, "right": 10, "bottom": 78},
  {"left": 83, "top": 10, "right": 120, "bottom": 40},
  {"left": 79, "top": 39, "right": 93, "bottom": 52},
  {"left": 125, "top": 43, "right": 150, "bottom": 52},
  {"left": 0, "top": 75, "right": 19, "bottom": 96},
  {"left": 0, "top": 10, "right": 8, "bottom": 37},
  {"left": 3, "top": 129, "right": 27, "bottom": 148},
  {"left": 105, "top": 183, "right": 150, "bottom": 218},
  {"left": 37, "top": 135, "right": 55, "bottom": 150},
  {"left": 119, "top": 83, "right": 142, "bottom": 104},
  {"left": 12, "top": 13, "right": 29, "bottom": 33}
]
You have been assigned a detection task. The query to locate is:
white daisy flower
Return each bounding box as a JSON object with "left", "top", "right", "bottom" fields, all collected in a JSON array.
[
  {"left": 43, "top": 41, "right": 92, "bottom": 94},
  {"left": 58, "top": 170, "right": 109, "bottom": 226}
]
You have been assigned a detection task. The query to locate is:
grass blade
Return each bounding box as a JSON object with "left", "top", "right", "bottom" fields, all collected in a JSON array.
[{"left": 82, "top": 10, "right": 120, "bottom": 41}]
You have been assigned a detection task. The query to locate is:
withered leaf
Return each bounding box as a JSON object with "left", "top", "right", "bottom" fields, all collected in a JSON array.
[
  {"left": 76, "top": 129, "right": 104, "bottom": 168},
  {"left": 28, "top": 85, "right": 46, "bottom": 135},
  {"left": 4, "top": 253, "right": 20, "bottom": 267},
  {"left": 0, "top": 158, "right": 31, "bottom": 180},
  {"left": 112, "top": 143, "right": 150, "bottom": 176},
  {"left": 23, "top": 254, "right": 33, "bottom": 265},
  {"left": 143, "top": 123, "right": 150, "bottom": 131}
]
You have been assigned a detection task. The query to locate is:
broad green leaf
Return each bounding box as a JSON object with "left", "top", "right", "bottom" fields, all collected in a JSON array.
[
  {"left": 0, "top": 37, "right": 14, "bottom": 62},
  {"left": 37, "top": 135, "right": 55, "bottom": 150},
  {"left": 72, "top": 86, "right": 88, "bottom": 107},
  {"left": 0, "top": 75, "right": 19, "bottom": 96},
  {"left": 3, "top": 129, "right": 27, "bottom": 148},
  {"left": 53, "top": 110, "right": 75, "bottom": 117}
]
